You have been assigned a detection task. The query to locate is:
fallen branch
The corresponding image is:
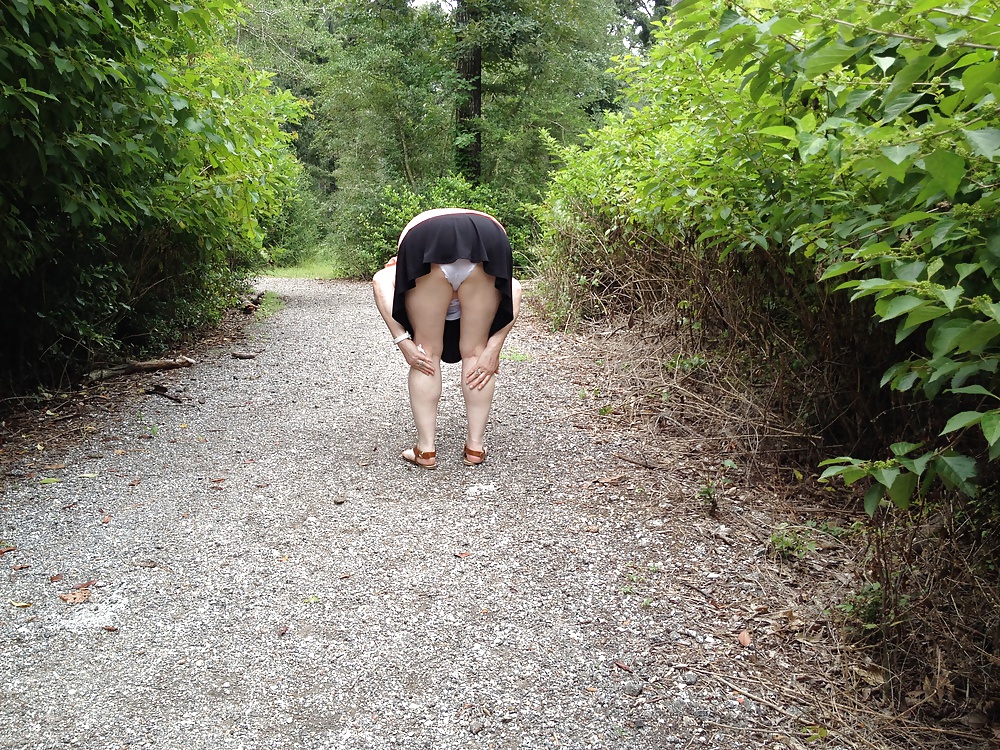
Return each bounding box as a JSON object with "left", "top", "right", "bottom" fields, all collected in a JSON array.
[{"left": 84, "top": 356, "right": 195, "bottom": 383}]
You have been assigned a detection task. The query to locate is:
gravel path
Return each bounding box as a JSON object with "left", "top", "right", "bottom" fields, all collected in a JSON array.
[{"left": 1, "top": 279, "right": 792, "bottom": 750}]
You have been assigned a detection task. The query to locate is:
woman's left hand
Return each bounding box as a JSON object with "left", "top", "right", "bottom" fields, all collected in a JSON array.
[{"left": 466, "top": 347, "right": 500, "bottom": 390}]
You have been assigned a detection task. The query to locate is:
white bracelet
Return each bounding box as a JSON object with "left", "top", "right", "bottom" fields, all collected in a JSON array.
[{"left": 392, "top": 332, "right": 411, "bottom": 345}]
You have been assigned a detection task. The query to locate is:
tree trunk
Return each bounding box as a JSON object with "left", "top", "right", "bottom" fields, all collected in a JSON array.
[{"left": 455, "top": 0, "right": 482, "bottom": 183}]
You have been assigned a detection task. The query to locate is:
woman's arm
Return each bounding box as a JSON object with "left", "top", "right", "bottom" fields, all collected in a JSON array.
[{"left": 372, "top": 266, "right": 436, "bottom": 375}]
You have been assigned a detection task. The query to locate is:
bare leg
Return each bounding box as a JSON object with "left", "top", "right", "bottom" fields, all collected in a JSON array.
[
  {"left": 403, "top": 266, "right": 452, "bottom": 466},
  {"left": 456, "top": 265, "right": 501, "bottom": 462}
]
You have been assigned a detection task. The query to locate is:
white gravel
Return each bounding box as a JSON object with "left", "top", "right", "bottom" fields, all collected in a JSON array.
[{"left": 0, "top": 278, "right": 794, "bottom": 749}]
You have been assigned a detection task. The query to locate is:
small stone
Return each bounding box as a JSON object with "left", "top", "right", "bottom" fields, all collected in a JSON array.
[
  {"left": 469, "top": 719, "right": 485, "bottom": 734},
  {"left": 623, "top": 682, "right": 644, "bottom": 697},
  {"left": 682, "top": 672, "right": 698, "bottom": 685}
]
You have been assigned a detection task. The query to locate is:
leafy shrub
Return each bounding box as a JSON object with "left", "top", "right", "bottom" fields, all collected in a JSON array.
[
  {"left": 0, "top": 0, "right": 304, "bottom": 391},
  {"left": 536, "top": 0, "right": 1000, "bottom": 718}
]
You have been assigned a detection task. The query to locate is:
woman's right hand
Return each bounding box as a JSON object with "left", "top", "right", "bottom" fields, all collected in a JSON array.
[{"left": 399, "top": 339, "right": 436, "bottom": 376}]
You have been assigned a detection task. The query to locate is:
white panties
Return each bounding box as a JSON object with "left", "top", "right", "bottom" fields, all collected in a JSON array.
[{"left": 439, "top": 259, "right": 475, "bottom": 290}]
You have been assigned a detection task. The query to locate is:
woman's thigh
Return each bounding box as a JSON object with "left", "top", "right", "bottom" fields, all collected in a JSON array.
[
  {"left": 405, "top": 266, "right": 453, "bottom": 358},
  {"left": 455, "top": 265, "right": 500, "bottom": 358}
]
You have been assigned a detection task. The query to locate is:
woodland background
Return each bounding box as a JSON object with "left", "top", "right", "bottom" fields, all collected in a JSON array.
[{"left": 2, "top": 0, "right": 999, "bottom": 744}]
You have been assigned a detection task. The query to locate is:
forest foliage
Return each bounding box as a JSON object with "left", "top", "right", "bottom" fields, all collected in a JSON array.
[
  {"left": 536, "top": 0, "right": 1000, "bottom": 714},
  {"left": 541, "top": 0, "right": 1000, "bottom": 513},
  {"left": 0, "top": 0, "right": 304, "bottom": 393},
  {"left": 234, "top": 0, "right": 620, "bottom": 277}
]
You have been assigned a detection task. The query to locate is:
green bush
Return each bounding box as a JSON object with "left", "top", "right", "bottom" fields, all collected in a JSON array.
[{"left": 0, "top": 0, "right": 304, "bottom": 391}]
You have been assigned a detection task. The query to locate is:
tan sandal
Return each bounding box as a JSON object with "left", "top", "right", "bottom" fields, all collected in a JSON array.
[
  {"left": 402, "top": 446, "right": 437, "bottom": 469},
  {"left": 463, "top": 445, "right": 487, "bottom": 466}
]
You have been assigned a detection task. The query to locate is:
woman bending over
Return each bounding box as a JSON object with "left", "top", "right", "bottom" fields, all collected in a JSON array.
[{"left": 373, "top": 208, "right": 521, "bottom": 469}]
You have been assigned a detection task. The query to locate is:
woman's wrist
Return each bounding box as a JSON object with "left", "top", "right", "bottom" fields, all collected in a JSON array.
[{"left": 392, "top": 331, "right": 411, "bottom": 345}]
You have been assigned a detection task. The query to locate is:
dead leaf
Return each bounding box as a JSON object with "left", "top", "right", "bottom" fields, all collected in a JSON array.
[
  {"left": 102, "top": 625, "right": 119, "bottom": 632},
  {"left": 614, "top": 661, "right": 634, "bottom": 673},
  {"left": 339, "top": 573, "right": 351, "bottom": 580},
  {"left": 959, "top": 711, "right": 989, "bottom": 730},
  {"left": 59, "top": 589, "right": 91, "bottom": 604},
  {"left": 101, "top": 516, "right": 111, "bottom": 524},
  {"left": 210, "top": 478, "right": 226, "bottom": 483},
  {"left": 72, "top": 579, "right": 97, "bottom": 590},
  {"left": 596, "top": 474, "right": 625, "bottom": 485},
  {"left": 850, "top": 664, "right": 886, "bottom": 687},
  {"left": 585, "top": 686, "right": 597, "bottom": 693},
  {"left": 13, "top": 564, "right": 30, "bottom": 571},
  {"left": 41, "top": 464, "right": 66, "bottom": 470},
  {"left": 9, "top": 600, "right": 31, "bottom": 608},
  {"left": 583, "top": 526, "right": 599, "bottom": 533},
  {"left": 738, "top": 630, "right": 752, "bottom": 647},
  {"left": 0, "top": 546, "right": 17, "bottom": 556},
  {"left": 50, "top": 574, "right": 64, "bottom": 583},
  {"left": 454, "top": 551, "right": 472, "bottom": 559},
  {"left": 127, "top": 479, "right": 140, "bottom": 487}
]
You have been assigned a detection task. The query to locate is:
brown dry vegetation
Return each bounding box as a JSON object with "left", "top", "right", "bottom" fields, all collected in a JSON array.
[{"left": 535, "top": 217, "right": 1000, "bottom": 748}]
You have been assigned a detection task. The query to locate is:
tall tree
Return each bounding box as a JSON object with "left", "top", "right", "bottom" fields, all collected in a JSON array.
[{"left": 455, "top": 0, "right": 483, "bottom": 182}]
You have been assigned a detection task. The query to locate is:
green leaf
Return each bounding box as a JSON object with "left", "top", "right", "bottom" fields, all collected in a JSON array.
[
  {"left": 940, "top": 411, "right": 983, "bottom": 435},
  {"left": 899, "top": 453, "right": 931, "bottom": 476},
  {"left": 890, "top": 441, "right": 923, "bottom": 456},
  {"left": 955, "top": 320, "right": 1000, "bottom": 354},
  {"left": 891, "top": 211, "right": 936, "bottom": 228},
  {"left": 805, "top": 42, "right": 858, "bottom": 78},
  {"left": 907, "top": 0, "right": 945, "bottom": 14},
  {"left": 887, "top": 472, "right": 917, "bottom": 509},
  {"left": 798, "top": 132, "right": 826, "bottom": 160},
  {"left": 922, "top": 150, "right": 966, "bottom": 200},
  {"left": 934, "top": 29, "right": 966, "bottom": 48},
  {"left": 955, "top": 263, "right": 980, "bottom": 283},
  {"left": 757, "top": 126, "right": 797, "bottom": 141},
  {"left": 884, "top": 56, "right": 934, "bottom": 105},
  {"left": 933, "top": 286, "right": 962, "bottom": 311},
  {"left": 820, "top": 260, "right": 861, "bottom": 280},
  {"left": 870, "top": 467, "right": 899, "bottom": 488},
  {"left": 937, "top": 453, "right": 977, "bottom": 495},
  {"left": 881, "top": 144, "right": 919, "bottom": 165},
  {"left": 841, "top": 89, "right": 874, "bottom": 114},
  {"left": 929, "top": 319, "right": 971, "bottom": 358},
  {"left": 865, "top": 155, "right": 908, "bottom": 183},
  {"left": 903, "top": 304, "right": 948, "bottom": 329},
  {"left": 864, "top": 483, "right": 884, "bottom": 516},
  {"left": 950, "top": 385, "right": 997, "bottom": 398},
  {"left": 981, "top": 412, "right": 1000, "bottom": 446},
  {"left": 962, "top": 128, "right": 1000, "bottom": 160},
  {"left": 873, "top": 55, "right": 896, "bottom": 73},
  {"left": 877, "top": 295, "right": 924, "bottom": 321},
  {"left": 882, "top": 92, "right": 923, "bottom": 122}
]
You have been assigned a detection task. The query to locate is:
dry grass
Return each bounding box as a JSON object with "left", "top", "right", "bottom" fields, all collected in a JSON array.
[{"left": 535, "top": 286, "right": 1000, "bottom": 749}]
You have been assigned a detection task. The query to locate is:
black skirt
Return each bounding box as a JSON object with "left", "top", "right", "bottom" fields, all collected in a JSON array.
[{"left": 392, "top": 213, "right": 514, "bottom": 364}]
